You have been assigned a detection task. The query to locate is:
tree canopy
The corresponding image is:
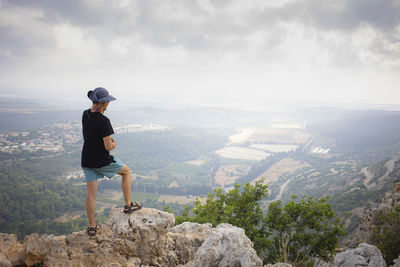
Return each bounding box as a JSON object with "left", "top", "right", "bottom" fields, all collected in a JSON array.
[{"left": 176, "top": 178, "right": 345, "bottom": 265}]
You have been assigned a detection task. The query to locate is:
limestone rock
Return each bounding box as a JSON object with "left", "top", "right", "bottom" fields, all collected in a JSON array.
[
  {"left": 391, "top": 256, "right": 400, "bottom": 267},
  {"left": 0, "top": 208, "right": 264, "bottom": 267},
  {"left": 0, "top": 233, "right": 24, "bottom": 266},
  {"left": 0, "top": 258, "right": 11, "bottom": 267},
  {"left": 107, "top": 207, "right": 175, "bottom": 266},
  {"left": 333, "top": 243, "right": 386, "bottom": 267},
  {"left": 169, "top": 222, "right": 213, "bottom": 265},
  {"left": 314, "top": 258, "right": 335, "bottom": 267},
  {"left": 185, "top": 223, "right": 263, "bottom": 267},
  {"left": 264, "top": 263, "right": 293, "bottom": 267}
]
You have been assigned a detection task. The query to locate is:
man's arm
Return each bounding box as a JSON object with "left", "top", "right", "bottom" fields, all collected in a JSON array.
[{"left": 103, "top": 135, "right": 116, "bottom": 151}]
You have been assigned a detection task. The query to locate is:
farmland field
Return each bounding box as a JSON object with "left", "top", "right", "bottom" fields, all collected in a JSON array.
[
  {"left": 158, "top": 194, "right": 198, "bottom": 204},
  {"left": 214, "top": 164, "right": 251, "bottom": 187},
  {"left": 249, "top": 128, "right": 311, "bottom": 144},
  {"left": 252, "top": 157, "right": 310, "bottom": 184},
  {"left": 250, "top": 144, "right": 298, "bottom": 153},
  {"left": 229, "top": 128, "right": 255, "bottom": 144},
  {"left": 215, "top": 146, "right": 270, "bottom": 161}
]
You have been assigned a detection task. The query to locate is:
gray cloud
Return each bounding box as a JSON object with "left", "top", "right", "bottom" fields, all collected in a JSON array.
[
  {"left": 259, "top": 0, "right": 400, "bottom": 32},
  {"left": 0, "top": 0, "right": 399, "bottom": 68}
]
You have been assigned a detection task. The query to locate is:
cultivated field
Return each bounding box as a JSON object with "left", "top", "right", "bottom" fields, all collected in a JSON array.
[
  {"left": 214, "top": 164, "right": 251, "bottom": 187},
  {"left": 229, "top": 128, "right": 256, "bottom": 144},
  {"left": 252, "top": 157, "right": 310, "bottom": 185},
  {"left": 133, "top": 173, "right": 158, "bottom": 180},
  {"left": 215, "top": 146, "right": 270, "bottom": 161},
  {"left": 250, "top": 144, "right": 298, "bottom": 153},
  {"left": 249, "top": 128, "right": 311, "bottom": 144},
  {"left": 158, "top": 194, "right": 198, "bottom": 205}
]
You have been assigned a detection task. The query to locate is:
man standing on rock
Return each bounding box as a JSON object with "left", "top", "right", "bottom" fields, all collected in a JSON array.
[{"left": 81, "top": 87, "right": 142, "bottom": 236}]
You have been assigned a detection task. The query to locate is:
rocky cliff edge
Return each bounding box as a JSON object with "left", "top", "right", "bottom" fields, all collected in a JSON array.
[{"left": 0, "top": 208, "right": 262, "bottom": 267}]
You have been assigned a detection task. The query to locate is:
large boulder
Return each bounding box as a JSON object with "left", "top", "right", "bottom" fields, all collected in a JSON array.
[
  {"left": 0, "top": 233, "right": 24, "bottom": 266},
  {"left": 333, "top": 243, "right": 386, "bottom": 267},
  {"left": 168, "top": 222, "right": 213, "bottom": 265},
  {"left": 107, "top": 207, "right": 175, "bottom": 266},
  {"left": 184, "top": 223, "right": 263, "bottom": 267}
]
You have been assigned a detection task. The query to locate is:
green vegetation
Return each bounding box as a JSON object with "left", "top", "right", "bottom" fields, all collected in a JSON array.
[
  {"left": 11, "top": 211, "right": 110, "bottom": 240},
  {"left": 115, "top": 129, "right": 226, "bottom": 175},
  {"left": 0, "top": 153, "right": 85, "bottom": 239},
  {"left": 372, "top": 207, "right": 400, "bottom": 265},
  {"left": 265, "top": 196, "right": 344, "bottom": 265},
  {"left": 176, "top": 179, "right": 344, "bottom": 265}
]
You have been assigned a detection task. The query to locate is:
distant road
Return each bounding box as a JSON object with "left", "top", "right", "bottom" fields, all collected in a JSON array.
[{"left": 302, "top": 134, "right": 316, "bottom": 152}]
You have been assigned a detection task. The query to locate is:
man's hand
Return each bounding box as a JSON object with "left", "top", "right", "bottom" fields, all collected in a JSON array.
[{"left": 103, "top": 136, "right": 117, "bottom": 151}]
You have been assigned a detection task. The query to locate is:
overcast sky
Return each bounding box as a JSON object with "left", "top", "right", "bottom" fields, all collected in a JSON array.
[{"left": 0, "top": 0, "right": 399, "bottom": 108}]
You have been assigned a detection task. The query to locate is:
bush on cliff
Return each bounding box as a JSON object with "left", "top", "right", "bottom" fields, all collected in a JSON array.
[
  {"left": 176, "top": 178, "right": 344, "bottom": 265},
  {"left": 372, "top": 207, "right": 400, "bottom": 265}
]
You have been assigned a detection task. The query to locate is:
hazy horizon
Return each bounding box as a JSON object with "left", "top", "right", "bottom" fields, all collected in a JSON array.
[{"left": 1, "top": 0, "right": 399, "bottom": 108}]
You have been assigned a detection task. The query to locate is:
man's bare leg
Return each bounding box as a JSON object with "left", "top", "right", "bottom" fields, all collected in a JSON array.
[
  {"left": 118, "top": 165, "right": 132, "bottom": 206},
  {"left": 86, "top": 180, "right": 98, "bottom": 227}
]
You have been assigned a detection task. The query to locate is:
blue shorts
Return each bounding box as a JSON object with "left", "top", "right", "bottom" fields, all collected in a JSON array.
[{"left": 82, "top": 157, "right": 125, "bottom": 182}]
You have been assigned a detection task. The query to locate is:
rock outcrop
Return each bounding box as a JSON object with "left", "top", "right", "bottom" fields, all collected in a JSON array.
[
  {"left": 392, "top": 256, "right": 400, "bottom": 267},
  {"left": 333, "top": 243, "right": 386, "bottom": 267},
  {"left": 358, "top": 181, "right": 400, "bottom": 242},
  {"left": 0, "top": 208, "right": 262, "bottom": 267}
]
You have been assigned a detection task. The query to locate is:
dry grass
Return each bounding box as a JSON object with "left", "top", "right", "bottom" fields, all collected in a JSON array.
[
  {"left": 54, "top": 211, "right": 84, "bottom": 222},
  {"left": 252, "top": 157, "right": 310, "bottom": 185},
  {"left": 158, "top": 195, "right": 198, "bottom": 205},
  {"left": 214, "top": 164, "right": 251, "bottom": 187},
  {"left": 100, "top": 189, "right": 123, "bottom": 201},
  {"left": 168, "top": 181, "right": 179, "bottom": 188}
]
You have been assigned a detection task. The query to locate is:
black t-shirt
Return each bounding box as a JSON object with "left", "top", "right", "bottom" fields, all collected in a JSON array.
[{"left": 81, "top": 109, "right": 114, "bottom": 168}]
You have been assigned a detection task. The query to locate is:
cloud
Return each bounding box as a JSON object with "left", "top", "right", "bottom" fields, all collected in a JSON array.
[{"left": 0, "top": 0, "right": 399, "bottom": 106}]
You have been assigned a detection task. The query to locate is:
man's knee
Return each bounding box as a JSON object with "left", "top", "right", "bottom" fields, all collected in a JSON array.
[
  {"left": 119, "top": 165, "right": 130, "bottom": 176},
  {"left": 86, "top": 192, "right": 96, "bottom": 200}
]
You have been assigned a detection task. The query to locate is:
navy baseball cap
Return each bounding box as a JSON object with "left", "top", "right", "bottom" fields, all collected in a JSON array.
[{"left": 87, "top": 87, "right": 116, "bottom": 103}]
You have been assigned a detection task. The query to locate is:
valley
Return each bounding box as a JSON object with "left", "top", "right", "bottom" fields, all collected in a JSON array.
[{"left": 1, "top": 105, "right": 400, "bottom": 243}]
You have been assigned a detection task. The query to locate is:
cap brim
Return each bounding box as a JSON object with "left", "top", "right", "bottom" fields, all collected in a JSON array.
[{"left": 97, "top": 96, "right": 117, "bottom": 102}]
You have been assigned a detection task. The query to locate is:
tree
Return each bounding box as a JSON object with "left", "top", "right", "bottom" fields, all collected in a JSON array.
[
  {"left": 176, "top": 179, "right": 344, "bottom": 265},
  {"left": 372, "top": 207, "right": 400, "bottom": 265},
  {"left": 264, "top": 195, "right": 345, "bottom": 265},
  {"left": 176, "top": 179, "right": 270, "bottom": 254}
]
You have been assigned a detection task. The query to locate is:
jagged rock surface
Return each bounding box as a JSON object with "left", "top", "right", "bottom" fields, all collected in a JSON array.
[
  {"left": 333, "top": 243, "right": 386, "bottom": 267},
  {"left": 0, "top": 208, "right": 262, "bottom": 267},
  {"left": 264, "top": 263, "right": 293, "bottom": 267},
  {"left": 392, "top": 256, "right": 400, "bottom": 267},
  {"left": 358, "top": 181, "right": 400, "bottom": 242},
  {"left": 184, "top": 223, "right": 263, "bottom": 267}
]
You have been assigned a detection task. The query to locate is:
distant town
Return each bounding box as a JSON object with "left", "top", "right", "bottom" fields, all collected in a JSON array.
[
  {"left": 0, "top": 122, "right": 170, "bottom": 154},
  {"left": 0, "top": 121, "right": 81, "bottom": 153}
]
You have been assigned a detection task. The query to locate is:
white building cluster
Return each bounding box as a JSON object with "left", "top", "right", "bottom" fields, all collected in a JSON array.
[
  {"left": 115, "top": 124, "right": 170, "bottom": 134},
  {"left": 0, "top": 121, "right": 81, "bottom": 154}
]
